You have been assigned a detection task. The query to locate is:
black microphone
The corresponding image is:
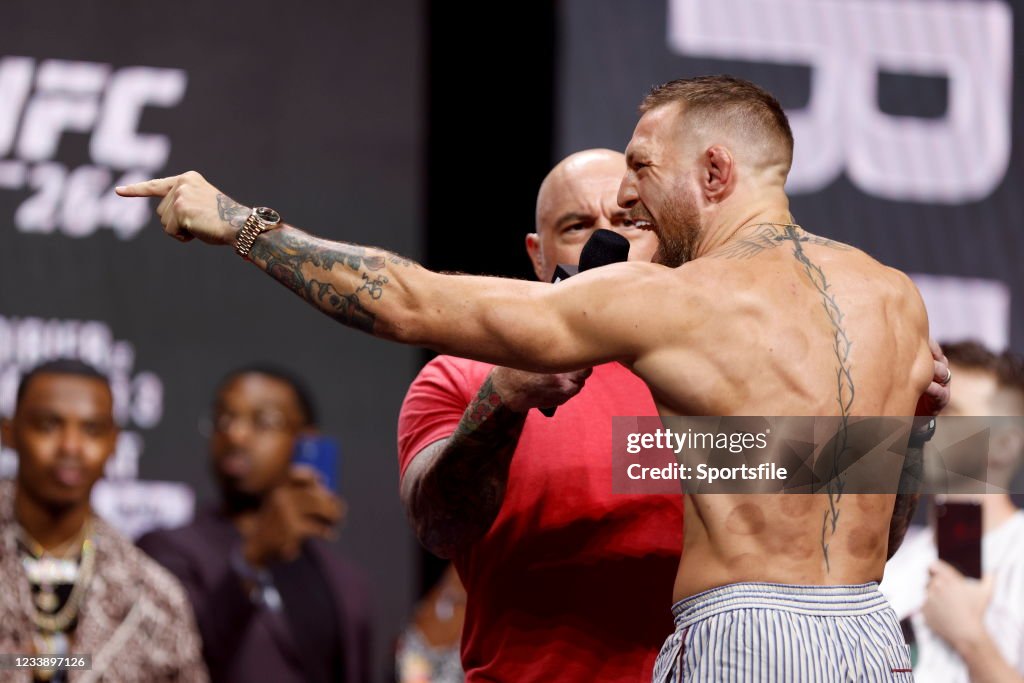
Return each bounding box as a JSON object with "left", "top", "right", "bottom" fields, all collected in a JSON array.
[
  {"left": 578, "top": 228, "right": 631, "bottom": 272},
  {"left": 541, "top": 229, "right": 631, "bottom": 416}
]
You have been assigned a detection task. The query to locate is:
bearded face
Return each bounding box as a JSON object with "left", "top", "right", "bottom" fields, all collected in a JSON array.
[{"left": 651, "top": 185, "right": 702, "bottom": 267}]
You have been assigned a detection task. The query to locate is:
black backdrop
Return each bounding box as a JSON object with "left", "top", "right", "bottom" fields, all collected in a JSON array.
[{"left": 0, "top": 2, "right": 422, "bottom": 678}]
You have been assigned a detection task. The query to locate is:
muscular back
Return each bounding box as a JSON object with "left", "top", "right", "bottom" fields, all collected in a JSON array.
[{"left": 630, "top": 226, "right": 934, "bottom": 599}]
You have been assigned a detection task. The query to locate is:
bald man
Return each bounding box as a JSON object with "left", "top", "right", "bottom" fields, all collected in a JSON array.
[
  {"left": 121, "top": 75, "right": 941, "bottom": 681},
  {"left": 395, "top": 149, "right": 683, "bottom": 682}
]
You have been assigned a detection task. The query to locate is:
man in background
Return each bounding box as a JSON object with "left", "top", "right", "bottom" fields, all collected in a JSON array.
[
  {"left": 0, "top": 359, "right": 206, "bottom": 681},
  {"left": 882, "top": 341, "right": 1024, "bottom": 681},
  {"left": 139, "top": 365, "right": 372, "bottom": 683},
  {"left": 398, "top": 149, "right": 685, "bottom": 681}
]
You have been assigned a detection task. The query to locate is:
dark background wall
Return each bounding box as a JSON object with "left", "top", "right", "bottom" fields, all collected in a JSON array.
[
  {"left": 420, "top": 2, "right": 557, "bottom": 594},
  {"left": 0, "top": 2, "right": 423, "bottom": 679}
]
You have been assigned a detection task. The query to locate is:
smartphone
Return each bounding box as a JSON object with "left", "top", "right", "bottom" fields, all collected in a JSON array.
[
  {"left": 934, "top": 499, "right": 982, "bottom": 579},
  {"left": 293, "top": 435, "right": 340, "bottom": 492}
]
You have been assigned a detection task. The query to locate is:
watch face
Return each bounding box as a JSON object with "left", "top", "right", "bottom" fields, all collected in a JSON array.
[{"left": 255, "top": 207, "right": 281, "bottom": 224}]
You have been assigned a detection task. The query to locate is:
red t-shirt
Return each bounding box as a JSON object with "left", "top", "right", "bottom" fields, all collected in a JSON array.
[{"left": 398, "top": 356, "right": 684, "bottom": 683}]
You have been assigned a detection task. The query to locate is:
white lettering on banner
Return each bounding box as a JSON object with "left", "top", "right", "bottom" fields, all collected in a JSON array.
[
  {"left": 0, "top": 57, "right": 187, "bottom": 238},
  {"left": 0, "top": 315, "right": 165, "bottom": 482},
  {"left": 668, "top": 0, "right": 1012, "bottom": 203}
]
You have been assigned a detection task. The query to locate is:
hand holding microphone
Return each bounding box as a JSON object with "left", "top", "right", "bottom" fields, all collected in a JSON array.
[{"left": 539, "top": 229, "right": 631, "bottom": 416}]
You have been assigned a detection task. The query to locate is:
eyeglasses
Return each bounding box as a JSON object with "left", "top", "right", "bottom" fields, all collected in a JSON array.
[{"left": 198, "top": 410, "right": 297, "bottom": 437}]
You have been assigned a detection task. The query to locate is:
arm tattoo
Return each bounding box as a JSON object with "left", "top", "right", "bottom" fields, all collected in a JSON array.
[
  {"left": 408, "top": 374, "right": 528, "bottom": 557},
  {"left": 248, "top": 227, "right": 412, "bottom": 334},
  {"left": 772, "top": 226, "right": 856, "bottom": 572},
  {"left": 216, "top": 194, "right": 250, "bottom": 229}
]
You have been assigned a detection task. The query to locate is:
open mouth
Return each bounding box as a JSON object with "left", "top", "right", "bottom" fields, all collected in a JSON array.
[{"left": 634, "top": 219, "right": 657, "bottom": 232}]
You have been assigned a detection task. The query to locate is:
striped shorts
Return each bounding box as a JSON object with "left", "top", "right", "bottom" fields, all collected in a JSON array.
[{"left": 652, "top": 582, "right": 913, "bottom": 682}]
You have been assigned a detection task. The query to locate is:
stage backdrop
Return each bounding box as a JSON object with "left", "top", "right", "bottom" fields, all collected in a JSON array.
[
  {"left": 0, "top": 2, "right": 422, "bottom": 680},
  {"left": 559, "top": 0, "right": 1022, "bottom": 353}
]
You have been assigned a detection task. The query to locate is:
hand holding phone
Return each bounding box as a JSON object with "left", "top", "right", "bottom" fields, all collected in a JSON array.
[
  {"left": 935, "top": 498, "right": 982, "bottom": 579},
  {"left": 293, "top": 435, "right": 341, "bottom": 492}
]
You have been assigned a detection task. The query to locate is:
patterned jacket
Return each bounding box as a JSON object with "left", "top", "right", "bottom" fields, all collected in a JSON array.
[{"left": 0, "top": 481, "right": 208, "bottom": 682}]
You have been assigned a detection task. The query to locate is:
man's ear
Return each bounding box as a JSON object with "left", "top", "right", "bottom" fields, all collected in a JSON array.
[
  {"left": 98, "top": 423, "right": 121, "bottom": 469},
  {"left": 703, "top": 145, "right": 735, "bottom": 202},
  {"left": 525, "top": 233, "right": 545, "bottom": 280}
]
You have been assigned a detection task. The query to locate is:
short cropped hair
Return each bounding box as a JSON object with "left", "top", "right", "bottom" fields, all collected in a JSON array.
[
  {"left": 216, "top": 364, "right": 319, "bottom": 427},
  {"left": 997, "top": 351, "right": 1024, "bottom": 393},
  {"left": 16, "top": 358, "right": 110, "bottom": 407},
  {"left": 941, "top": 340, "right": 1000, "bottom": 372},
  {"left": 640, "top": 75, "right": 793, "bottom": 167}
]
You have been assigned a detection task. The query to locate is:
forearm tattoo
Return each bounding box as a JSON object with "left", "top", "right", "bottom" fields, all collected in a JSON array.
[
  {"left": 248, "top": 227, "right": 411, "bottom": 334},
  {"left": 413, "top": 374, "right": 528, "bottom": 557},
  {"left": 216, "top": 194, "right": 250, "bottom": 229}
]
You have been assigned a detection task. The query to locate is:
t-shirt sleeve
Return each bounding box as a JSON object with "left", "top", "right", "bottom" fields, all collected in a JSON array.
[{"left": 397, "top": 356, "right": 489, "bottom": 480}]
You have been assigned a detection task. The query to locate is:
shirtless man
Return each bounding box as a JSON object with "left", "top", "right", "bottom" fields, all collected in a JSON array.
[{"left": 118, "top": 75, "right": 936, "bottom": 680}]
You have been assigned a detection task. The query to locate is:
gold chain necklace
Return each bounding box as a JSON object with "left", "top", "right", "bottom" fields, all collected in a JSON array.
[{"left": 18, "top": 521, "right": 97, "bottom": 633}]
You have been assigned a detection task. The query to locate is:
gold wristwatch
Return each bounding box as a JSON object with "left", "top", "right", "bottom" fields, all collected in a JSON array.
[{"left": 234, "top": 206, "right": 282, "bottom": 258}]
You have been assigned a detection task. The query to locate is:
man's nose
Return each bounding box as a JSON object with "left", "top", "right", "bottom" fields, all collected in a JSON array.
[
  {"left": 617, "top": 175, "right": 638, "bottom": 209},
  {"left": 58, "top": 427, "right": 85, "bottom": 457},
  {"left": 225, "top": 421, "right": 253, "bottom": 448}
]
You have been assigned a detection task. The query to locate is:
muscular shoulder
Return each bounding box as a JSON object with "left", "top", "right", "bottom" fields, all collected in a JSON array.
[{"left": 567, "top": 260, "right": 716, "bottom": 317}]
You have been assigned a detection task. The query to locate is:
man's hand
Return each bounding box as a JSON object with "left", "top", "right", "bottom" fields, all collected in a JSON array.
[
  {"left": 918, "top": 337, "right": 952, "bottom": 417},
  {"left": 490, "top": 366, "right": 592, "bottom": 413},
  {"left": 401, "top": 364, "right": 592, "bottom": 558},
  {"left": 116, "top": 171, "right": 250, "bottom": 246},
  {"left": 241, "top": 467, "right": 345, "bottom": 567},
  {"left": 922, "top": 559, "right": 994, "bottom": 653}
]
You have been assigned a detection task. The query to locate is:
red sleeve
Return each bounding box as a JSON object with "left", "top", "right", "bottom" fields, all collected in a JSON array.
[{"left": 396, "top": 356, "right": 493, "bottom": 480}]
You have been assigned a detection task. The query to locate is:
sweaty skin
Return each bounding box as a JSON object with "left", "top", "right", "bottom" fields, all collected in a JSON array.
[{"left": 117, "top": 99, "right": 934, "bottom": 604}]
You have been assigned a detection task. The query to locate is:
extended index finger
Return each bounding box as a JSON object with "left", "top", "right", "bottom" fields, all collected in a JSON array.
[{"left": 115, "top": 176, "right": 178, "bottom": 198}]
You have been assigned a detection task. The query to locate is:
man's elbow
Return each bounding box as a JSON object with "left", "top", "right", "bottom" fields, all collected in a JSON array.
[
  {"left": 402, "top": 498, "right": 461, "bottom": 560},
  {"left": 399, "top": 467, "right": 461, "bottom": 559}
]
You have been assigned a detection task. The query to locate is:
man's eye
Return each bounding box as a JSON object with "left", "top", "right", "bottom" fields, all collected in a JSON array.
[
  {"left": 82, "top": 422, "right": 110, "bottom": 438},
  {"left": 565, "top": 223, "right": 587, "bottom": 231},
  {"left": 33, "top": 418, "right": 59, "bottom": 432}
]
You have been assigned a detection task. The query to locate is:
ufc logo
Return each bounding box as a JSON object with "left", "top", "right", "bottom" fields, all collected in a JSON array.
[
  {"left": 668, "top": 0, "right": 1012, "bottom": 204},
  {"left": 0, "top": 57, "right": 187, "bottom": 237}
]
